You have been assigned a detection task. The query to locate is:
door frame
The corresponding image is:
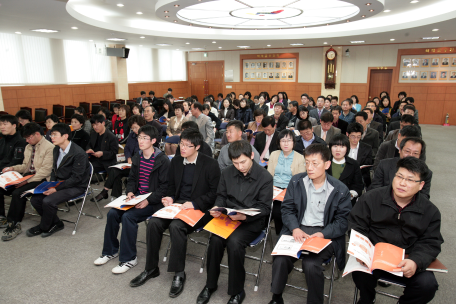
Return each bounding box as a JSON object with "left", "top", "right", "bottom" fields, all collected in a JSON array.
[
  {"left": 187, "top": 60, "right": 225, "bottom": 99},
  {"left": 367, "top": 66, "right": 396, "bottom": 99}
]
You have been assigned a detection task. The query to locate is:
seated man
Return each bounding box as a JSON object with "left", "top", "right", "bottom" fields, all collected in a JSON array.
[
  {"left": 0, "top": 115, "right": 27, "bottom": 173},
  {"left": 390, "top": 105, "right": 417, "bottom": 131},
  {"left": 254, "top": 116, "right": 280, "bottom": 161},
  {"left": 331, "top": 106, "right": 348, "bottom": 135},
  {"left": 202, "top": 104, "right": 221, "bottom": 130},
  {"left": 355, "top": 112, "right": 379, "bottom": 157},
  {"left": 130, "top": 129, "right": 221, "bottom": 298},
  {"left": 174, "top": 121, "right": 213, "bottom": 158},
  {"left": 272, "top": 103, "right": 289, "bottom": 132},
  {"left": 15, "top": 109, "right": 44, "bottom": 134},
  {"left": 143, "top": 105, "right": 163, "bottom": 146},
  {"left": 309, "top": 96, "right": 330, "bottom": 125},
  {"left": 390, "top": 101, "right": 408, "bottom": 122},
  {"left": 0, "top": 123, "right": 54, "bottom": 240},
  {"left": 85, "top": 114, "right": 118, "bottom": 173},
  {"left": 285, "top": 101, "right": 299, "bottom": 129},
  {"left": 218, "top": 120, "right": 260, "bottom": 170},
  {"left": 293, "top": 119, "right": 326, "bottom": 155},
  {"left": 197, "top": 140, "right": 273, "bottom": 304},
  {"left": 370, "top": 137, "right": 432, "bottom": 199},
  {"left": 94, "top": 125, "right": 170, "bottom": 274},
  {"left": 346, "top": 123, "right": 373, "bottom": 188},
  {"left": 374, "top": 125, "right": 422, "bottom": 171},
  {"left": 28, "top": 123, "right": 90, "bottom": 238},
  {"left": 339, "top": 99, "right": 356, "bottom": 124},
  {"left": 269, "top": 144, "right": 351, "bottom": 304},
  {"left": 363, "top": 108, "right": 383, "bottom": 143},
  {"left": 349, "top": 157, "right": 442, "bottom": 304},
  {"left": 190, "top": 102, "right": 215, "bottom": 149},
  {"left": 385, "top": 114, "right": 417, "bottom": 142},
  {"left": 313, "top": 112, "right": 341, "bottom": 144}
]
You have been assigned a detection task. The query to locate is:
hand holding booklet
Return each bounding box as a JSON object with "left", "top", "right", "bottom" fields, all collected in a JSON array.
[
  {"left": 109, "top": 163, "right": 132, "bottom": 170},
  {"left": 0, "top": 171, "right": 34, "bottom": 190},
  {"left": 204, "top": 214, "right": 241, "bottom": 239},
  {"left": 104, "top": 193, "right": 152, "bottom": 211},
  {"left": 211, "top": 207, "right": 261, "bottom": 216},
  {"left": 20, "top": 181, "right": 64, "bottom": 197},
  {"left": 151, "top": 204, "right": 205, "bottom": 227},
  {"left": 342, "top": 229, "right": 405, "bottom": 277},
  {"left": 271, "top": 235, "right": 332, "bottom": 258}
]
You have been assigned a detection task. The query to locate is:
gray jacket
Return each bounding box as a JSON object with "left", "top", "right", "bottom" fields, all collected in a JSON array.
[{"left": 218, "top": 142, "right": 260, "bottom": 170}]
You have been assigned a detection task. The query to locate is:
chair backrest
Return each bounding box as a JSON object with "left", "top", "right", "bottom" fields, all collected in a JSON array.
[
  {"left": 92, "top": 103, "right": 101, "bottom": 115},
  {"left": 35, "top": 108, "right": 48, "bottom": 123},
  {"left": 126, "top": 100, "right": 136, "bottom": 110},
  {"left": 100, "top": 100, "right": 109, "bottom": 109},
  {"left": 53, "top": 104, "right": 64, "bottom": 117},
  {"left": 20, "top": 107, "right": 32, "bottom": 116},
  {"left": 0, "top": 111, "right": 8, "bottom": 116},
  {"left": 79, "top": 102, "right": 90, "bottom": 115},
  {"left": 65, "top": 106, "right": 76, "bottom": 119},
  {"left": 110, "top": 102, "right": 120, "bottom": 112}
]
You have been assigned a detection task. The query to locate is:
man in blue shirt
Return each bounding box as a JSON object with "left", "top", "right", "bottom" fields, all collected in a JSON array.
[{"left": 339, "top": 99, "right": 356, "bottom": 124}]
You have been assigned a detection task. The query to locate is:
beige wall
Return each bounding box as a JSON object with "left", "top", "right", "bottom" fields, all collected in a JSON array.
[{"left": 0, "top": 87, "right": 4, "bottom": 111}]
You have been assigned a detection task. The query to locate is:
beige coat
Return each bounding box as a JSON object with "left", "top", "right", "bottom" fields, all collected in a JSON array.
[
  {"left": 267, "top": 150, "right": 306, "bottom": 177},
  {"left": 167, "top": 116, "right": 188, "bottom": 136},
  {"left": 12, "top": 136, "right": 54, "bottom": 183}
]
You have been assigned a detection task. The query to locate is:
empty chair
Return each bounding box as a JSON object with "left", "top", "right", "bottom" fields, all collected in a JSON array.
[
  {"left": 34, "top": 108, "right": 48, "bottom": 126},
  {"left": 100, "top": 100, "right": 109, "bottom": 109},
  {"left": 53, "top": 104, "right": 64, "bottom": 119},
  {"left": 65, "top": 106, "right": 76, "bottom": 123},
  {"left": 92, "top": 103, "right": 101, "bottom": 115},
  {"left": 79, "top": 102, "right": 90, "bottom": 116},
  {"left": 126, "top": 100, "right": 135, "bottom": 110}
]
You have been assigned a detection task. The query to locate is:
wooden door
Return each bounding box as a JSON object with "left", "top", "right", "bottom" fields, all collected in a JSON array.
[
  {"left": 188, "top": 62, "right": 206, "bottom": 101},
  {"left": 206, "top": 61, "right": 224, "bottom": 99},
  {"left": 368, "top": 69, "right": 393, "bottom": 100},
  {"left": 188, "top": 61, "right": 224, "bottom": 101}
]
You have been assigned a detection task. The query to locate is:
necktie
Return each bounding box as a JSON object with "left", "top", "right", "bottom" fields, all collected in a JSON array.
[
  {"left": 322, "top": 131, "right": 326, "bottom": 141},
  {"left": 318, "top": 110, "right": 322, "bottom": 118},
  {"left": 29, "top": 146, "right": 36, "bottom": 174},
  {"left": 260, "top": 136, "right": 272, "bottom": 161}
]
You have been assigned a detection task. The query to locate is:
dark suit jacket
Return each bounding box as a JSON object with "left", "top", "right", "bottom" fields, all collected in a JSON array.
[
  {"left": 389, "top": 121, "right": 401, "bottom": 132},
  {"left": 86, "top": 130, "right": 118, "bottom": 171},
  {"left": 369, "top": 121, "right": 383, "bottom": 143},
  {"left": 313, "top": 125, "right": 341, "bottom": 144},
  {"left": 309, "top": 108, "right": 330, "bottom": 124},
  {"left": 326, "top": 156, "right": 364, "bottom": 200},
  {"left": 356, "top": 141, "right": 374, "bottom": 187},
  {"left": 374, "top": 140, "right": 398, "bottom": 171},
  {"left": 360, "top": 127, "right": 379, "bottom": 157},
  {"left": 218, "top": 108, "right": 235, "bottom": 121},
  {"left": 273, "top": 113, "right": 289, "bottom": 132},
  {"left": 51, "top": 142, "right": 90, "bottom": 191},
  {"left": 167, "top": 153, "right": 221, "bottom": 211},
  {"left": 255, "top": 104, "right": 269, "bottom": 115},
  {"left": 369, "top": 157, "right": 432, "bottom": 199},
  {"left": 293, "top": 133, "right": 326, "bottom": 155},
  {"left": 175, "top": 141, "right": 213, "bottom": 158},
  {"left": 253, "top": 131, "right": 279, "bottom": 159},
  {"left": 334, "top": 119, "right": 348, "bottom": 135}
]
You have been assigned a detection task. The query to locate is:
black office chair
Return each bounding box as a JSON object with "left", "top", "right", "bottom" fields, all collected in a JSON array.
[
  {"left": 100, "top": 100, "right": 109, "bottom": 109},
  {"left": 79, "top": 102, "right": 90, "bottom": 116},
  {"left": 126, "top": 100, "right": 135, "bottom": 110},
  {"left": 35, "top": 108, "right": 48, "bottom": 126},
  {"left": 92, "top": 103, "right": 101, "bottom": 115},
  {"left": 53, "top": 104, "right": 64, "bottom": 120},
  {"left": 64, "top": 106, "right": 76, "bottom": 123}
]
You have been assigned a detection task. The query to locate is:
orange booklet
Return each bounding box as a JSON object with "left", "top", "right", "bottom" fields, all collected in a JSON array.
[
  {"left": 273, "top": 187, "right": 287, "bottom": 202},
  {"left": 343, "top": 229, "right": 405, "bottom": 277},
  {"left": 204, "top": 214, "right": 241, "bottom": 239},
  {"left": 0, "top": 171, "right": 35, "bottom": 190},
  {"left": 152, "top": 204, "right": 205, "bottom": 227},
  {"left": 271, "top": 235, "right": 332, "bottom": 258}
]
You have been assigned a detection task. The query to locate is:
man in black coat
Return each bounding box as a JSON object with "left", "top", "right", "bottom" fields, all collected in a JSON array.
[
  {"left": 175, "top": 121, "right": 213, "bottom": 158},
  {"left": 293, "top": 119, "right": 326, "bottom": 155},
  {"left": 370, "top": 137, "right": 432, "bottom": 199},
  {"left": 94, "top": 125, "right": 170, "bottom": 274},
  {"left": 271, "top": 103, "right": 289, "bottom": 132},
  {"left": 355, "top": 112, "right": 379, "bottom": 157},
  {"left": 86, "top": 114, "right": 118, "bottom": 173},
  {"left": 331, "top": 106, "right": 348, "bottom": 135},
  {"left": 309, "top": 96, "right": 330, "bottom": 125},
  {"left": 346, "top": 122, "right": 373, "bottom": 188},
  {"left": 28, "top": 123, "right": 90, "bottom": 238},
  {"left": 349, "top": 157, "right": 442, "bottom": 304},
  {"left": 363, "top": 108, "right": 383, "bottom": 143},
  {"left": 0, "top": 115, "right": 26, "bottom": 172},
  {"left": 270, "top": 144, "right": 351, "bottom": 304},
  {"left": 254, "top": 116, "right": 279, "bottom": 161},
  {"left": 130, "top": 129, "right": 221, "bottom": 298}
]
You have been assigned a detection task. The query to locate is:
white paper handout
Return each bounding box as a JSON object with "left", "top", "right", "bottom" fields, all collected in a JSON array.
[
  {"left": 152, "top": 204, "right": 183, "bottom": 219},
  {"left": 104, "top": 193, "right": 152, "bottom": 209},
  {"left": 109, "top": 163, "right": 132, "bottom": 170}
]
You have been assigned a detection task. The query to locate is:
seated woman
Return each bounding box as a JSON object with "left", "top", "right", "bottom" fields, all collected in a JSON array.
[
  {"left": 75, "top": 106, "right": 92, "bottom": 134},
  {"left": 158, "top": 100, "right": 175, "bottom": 120},
  {"left": 92, "top": 115, "right": 146, "bottom": 201},
  {"left": 165, "top": 103, "right": 188, "bottom": 156},
  {"left": 351, "top": 95, "right": 362, "bottom": 112},
  {"left": 255, "top": 95, "right": 269, "bottom": 115},
  {"left": 218, "top": 98, "right": 235, "bottom": 122},
  {"left": 266, "top": 94, "right": 278, "bottom": 116},
  {"left": 113, "top": 104, "right": 131, "bottom": 144},
  {"left": 267, "top": 129, "right": 306, "bottom": 235},
  {"left": 131, "top": 104, "right": 142, "bottom": 116},
  {"left": 70, "top": 114, "right": 90, "bottom": 149},
  {"left": 327, "top": 134, "right": 364, "bottom": 205},
  {"left": 296, "top": 105, "right": 318, "bottom": 127},
  {"left": 182, "top": 100, "right": 192, "bottom": 118},
  {"left": 379, "top": 96, "right": 392, "bottom": 122},
  {"left": 232, "top": 99, "right": 240, "bottom": 118},
  {"left": 44, "top": 114, "right": 59, "bottom": 142},
  {"left": 236, "top": 98, "right": 253, "bottom": 127},
  {"left": 98, "top": 107, "right": 113, "bottom": 132},
  {"left": 246, "top": 109, "right": 265, "bottom": 145}
]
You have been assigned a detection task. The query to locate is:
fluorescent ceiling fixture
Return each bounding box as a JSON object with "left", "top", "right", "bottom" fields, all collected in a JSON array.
[
  {"left": 290, "top": 43, "right": 304, "bottom": 46},
  {"left": 350, "top": 40, "right": 365, "bottom": 43},
  {"left": 218, "top": 47, "right": 222, "bottom": 48},
  {"left": 422, "top": 37, "right": 439, "bottom": 39},
  {"left": 432, "top": 29, "right": 439, "bottom": 31},
  {"left": 139, "top": 45, "right": 143, "bottom": 46},
  {"left": 136, "top": 12, "right": 143, "bottom": 15},
  {"left": 185, "top": 42, "right": 190, "bottom": 44},
  {"left": 15, "top": 32, "right": 22, "bottom": 34},
  {"left": 390, "top": 38, "right": 395, "bottom": 41},
  {"left": 140, "top": 36, "right": 145, "bottom": 38},
  {"left": 383, "top": 10, "right": 391, "bottom": 12},
  {"left": 156, "top": 43, "right": 172, "bottom": 46},
  {"left": 323, "top": 42, "right": 328, "bottom": 44},
  {"left": 237, "top": 46, "right": 250, "bottom": 48},
  {"left": 212, "top": 41, "right": 216, "bottom": 43},
  {"left": 116, "top": 4, "right": 124, "bottom": 7},
  {"left": 107, "top": 38, "right": 127, "bottom": 41},
  {"left": 71, "top": 27, "right": 78, "bottom": 29},
  {"left": 89, "top": 39, "right": 93, "bottom": 41},
  {"left": 267, "top": 45, "right": 271, "bottom": 46},
  {"left": 176, "top": 49, "right": 179, "bottom": 50},
  {"left": 410, "top": 0, "right": 419, "bottom": 3},
  {"left": 31, "top": 29, "right": 59, "bottom": 33},
  {"left": 192, "top": 48, "right": 204, "bottom": 50}
]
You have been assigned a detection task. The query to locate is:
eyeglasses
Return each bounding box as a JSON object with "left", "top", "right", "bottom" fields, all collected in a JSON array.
[
  {"left": 179, "top": 142, "right": 195, "bottom": 149},
  {"left": 305, "top": 162, "right": 322, "bottom": 168},
  {"left": 349, "top": 135, "right": 362, "bottom": 140},
  {"left": 25, "top": 134, "right": 36, "bottom": 141},
  {"left": 301, "top": 131, "right": 313, "bottom": 136},
  {"left": 280, "top": 139, "right": 294, "bottom": 143},
  {"left": 394, "top": 173, "right": 421, "bottom": 185},
  {"left": 138, "top": 136, "right": 151, "bottom": 141},
  {"left": 49, "top": 134, "right": 61, "bottom": 138}
]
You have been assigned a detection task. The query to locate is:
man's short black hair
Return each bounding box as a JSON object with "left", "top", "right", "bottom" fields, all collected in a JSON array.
[
  {"left": 317, "top": 95, "right": 325, "bottom": 101},
  {"left": 140, "top": 91, "right": 146, "bottom": 95},
  {"left": 328, "top": 134, "right": 350, "bottom": 154},
  {"left": 167, "top": 94, "right": 174, "bottom": 100},
  {"left": 363, "top": 107, "right": 373, "bottom": 114},
  {"left": 253, "top": 109, "right": 265, "bottom": 117},
  {"left": 0, "top": 114, "right": 19, "bottom": 127},
  {"left": 145, "top": 105, "right": 156, "bottom": 113},
  {"left": 331, "top": 96, "right": 339, "bottom": 101},
  {"left": 90, "top": 114, "right": 105, "bottom": 124},
  {"left": 347, "top": 122, "right": 364, "bottom": 134},
  {"left": 180, "top": 128, "right": 203, "bottom": 149},
  {"left": 261, "top": 116, "right": 276, "bottom": 128},
  {"left": 71, "top": 114, "right": 85, "bottom": 125},
  {"left": 138, "top": 124, "right": 159, "bottom": 141},
  {"left": 355, "top": 111, "right": 368, "bottom": 121},
  {"left": 15, "top": 109, "right": 32, "bottom": 121},
  {"left": 405, "top": 97, "right": 414, "bottom": 104},
  {"left": 400, "top": 125, "right": 421, "bottom": 138},
  {"left": 168, "top": 88, "right": 173, "bottom": 92},
  {"left": 301, "top": 93, "right": 310, "bottom": 99},
  {"left": 399, "top": 137, "right": 426, "bottom": 160},
  {"left": 297, "top": 119, "right": 312, "bottom": 131},
  {"left": 274, "top": 103, "right": 285, "bottom": 110},
  {"left": 277, "top": 129, "right": 295, "bottom": 148},
  {"left": 403, "top": 105, "right": 415, "bottom": 113},
  {"left": 304, "top": 143, "right": 331, "bottom": 162},
  {"left": 51, "top": 123, "right": 72, "bottom": 138},
  {"left": 181, "top": 121, "right": 199, "bottom": 131},
  {"left": 98, "top": 107, "right": 111, "bottom": 118},
  {"left": 112, "top": 104, "right": 121, "bottom": 110},
  {"left": 203, "top": 104, "right": 211, "bottom": 111},
  {"left": 45, "top": 114, "right": 60, "bottom": 123},
  {"left": 228, "top": 140, "right": 252, "bottom": 160},
  {"left": 396, "top": 157, "right": 428, "bottom": 181},
  {"left": 149, "top": 91, "right": 155, "bottom": 95},
  {"left": 128, "top": 115, "right": 146, "bottom": 128},
  {"left": 192, "top": 102, "right": 203, "bottom": 112},
  {"left": 366, "top": 100, "right": 376, "bottom": 108},
  {"left": 342, "top": 98, "right": 353, "bottom": 105},
  {"left": 217, "top": 93, "right": 223, "bottom": 98},
  {"left": 320, "top": 112, "right": 334, "bottom": 123},
  {"left": 332, "top": 106, "right": 342, "bottom": 114},
  {"left": 401, "top": 114, "right": 416, "bottom": 125},
  {"left": 227, "top": 120, "right": 244, "bottom": 132},
  {"left": 400, "top": 100, "right": 408, "bottom": 106},
  {"left": 398, "top": 91, "right": 407, "bottom": 98},
  {"left": 21, "top": 122, "right": 42, "bottom": 138},
  {"left": 289, "top": 101, "right": 298, "bottom": 108}
]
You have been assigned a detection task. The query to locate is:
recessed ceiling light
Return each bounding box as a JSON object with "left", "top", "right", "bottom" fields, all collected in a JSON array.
[
  {"left": 209, "top": 27, "right": 212, "bottom": 28},
  {"left": 212, "top": 41, "right": 216, "bottom": 43},
  {"left": 136, "top": 11, "right": 143, "bottom": 15},
  {"left": 383, "top": 10, "right": 391, "bottom": 12},
  {"left": 361, "top": 15, "right": 366, "bottom": 18},
  {"left": 174, "top": 4, "right": 179, "bottom": 7},
  {"left": 71, "top": 27, "right": 78, "bottom": 30},
  {"left": 164, "top": 10, "right": 169, "bottom": 13},
  {"left": 432, "top": 29, "right": 439, "bottom": 31},
  {"left": 422, "top": 37, "right": 439, "bottom": 40},
  {"left": 390, "top": 38, "right": 395, "bottom": 41},
  {"left": 15, "top": 32, "right": 21, "bottom": 34},
  {"left": 237, "top": 46, "right": 250, "bottom": 48},
  {"left": 369, "top": 9, "right": 374, "bottom": 12},
  {"left": 290, "top": 43, "right": 304, "bottom": 46},
  {"left": 346, "top": 20, "right": 350, "bottom": 22},
  {"left": 366, "top": 3, "right": 371, "bottom": 5},
  {"left": 156, "top": 43, "right": 172, "bottom": 46},
  {"left": 192, "top": 48, "right": 204, "bottom": 50},
  {"left": 267, "top": 45, "right": 271, "bottom": 47},
  {"left": 117, "top": 4, "right": 124, "bottom": 7},
  {"left": 323, "top": 42, "right": 328, "bottom": 44},
  {"left": 410, "top": 0, "right": 419, "bottom": 3},
  {"left": 350, "top": 40, "right": 365, "bottom": 43},
  {"left": 185, "top": 42, "right": 190, "bottom": 45},
  {"left": 140, "top": 36, "right": 145, "bottom": 39},
  {"left": 218, "top": 47, "right": 222, "bottom": 49},
  {"left": 189, "top": 24, "right": 193, "bottom": 26},
  {"left": 31, "top": 29, "right": 59, "bottom": 33},
  {"left": 174, "top": 20, "right": 177, "bottom": 23},
  {"left": 165, "top": 16, "right": 169, "bottom": 18},
  {"left": 107, "top": 38, "right": 127, "bottom": 41}
]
